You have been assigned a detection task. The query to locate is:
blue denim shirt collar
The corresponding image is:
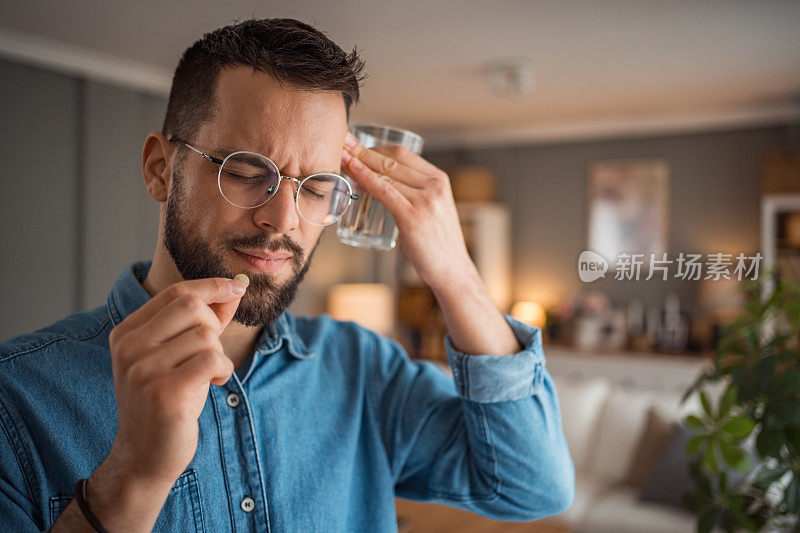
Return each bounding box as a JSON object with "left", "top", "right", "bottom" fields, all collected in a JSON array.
[{"left": 106, "top": 260, "right": 314, "bottom": 359}]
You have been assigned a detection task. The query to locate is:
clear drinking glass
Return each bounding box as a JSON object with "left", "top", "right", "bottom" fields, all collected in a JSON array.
[{"left": 337, "top": 123, "right": 424, "bottom": 251}]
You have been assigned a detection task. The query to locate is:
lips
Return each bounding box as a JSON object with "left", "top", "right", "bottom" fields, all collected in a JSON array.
[{"left": 235, "top": 248, "right": 292, "bottom": 261}]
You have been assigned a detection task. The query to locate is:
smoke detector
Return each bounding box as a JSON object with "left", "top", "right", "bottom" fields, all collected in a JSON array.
[{"left": 486, "top": 57, "right": 535, "bottom": 97}]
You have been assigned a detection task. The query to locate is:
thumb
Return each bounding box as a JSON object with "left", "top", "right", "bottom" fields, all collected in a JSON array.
[{"left": 210, "top": 276, "right": 248, "bottom": 331}]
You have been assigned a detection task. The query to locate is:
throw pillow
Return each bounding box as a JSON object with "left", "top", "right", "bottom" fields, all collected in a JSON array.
[
  {"left": 639, "top": 423, "right": 692, "bottom": 507},
  {"left": 626, "top": 406, "right": 677, "bottom": 488}
]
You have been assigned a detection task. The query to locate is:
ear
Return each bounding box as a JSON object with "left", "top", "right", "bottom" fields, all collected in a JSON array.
[{"left": 142, "top": 131, "right": 172, "bottom": 202}]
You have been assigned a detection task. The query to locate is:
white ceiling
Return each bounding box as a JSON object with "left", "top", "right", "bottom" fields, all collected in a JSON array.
[{"left": 1, "top": 0, "right": 799, "bottom": 148}]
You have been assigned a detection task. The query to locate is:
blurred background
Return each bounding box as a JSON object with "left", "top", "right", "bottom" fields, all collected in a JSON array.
[{"left": 1, "top": 1, "right": 799, "bottom": 531}]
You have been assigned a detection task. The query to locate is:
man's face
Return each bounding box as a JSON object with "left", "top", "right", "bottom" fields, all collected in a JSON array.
[{"left": 163, "top": 66, "right": 348, "bottom": 327}]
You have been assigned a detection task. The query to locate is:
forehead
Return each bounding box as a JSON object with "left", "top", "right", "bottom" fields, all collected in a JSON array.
[{"left": 197, "top": 65, "right": 348, "bottom": 162}]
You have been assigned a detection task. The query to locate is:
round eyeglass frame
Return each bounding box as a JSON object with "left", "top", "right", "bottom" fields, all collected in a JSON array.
[{"left": 169, "top": 137, "right": 359, "bottom": 227}]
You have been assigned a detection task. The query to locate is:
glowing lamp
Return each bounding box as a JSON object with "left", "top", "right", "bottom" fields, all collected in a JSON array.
[
  {"left": 511, "top": 300, "right": 547, "bottom": 329},
  {"left": 327, "top": 284, "right": 395, "bottom": 337}
]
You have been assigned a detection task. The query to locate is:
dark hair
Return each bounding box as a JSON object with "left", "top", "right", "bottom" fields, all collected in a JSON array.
[{"left": 162, "top": 18, "right": 366, "bottom": 141}]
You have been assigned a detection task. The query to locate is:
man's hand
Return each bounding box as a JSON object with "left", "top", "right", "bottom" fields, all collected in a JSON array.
[
  {"left": 106, "top": 277, "right": 245, "bottom": 486},
  {"left": 341, "top": 132, "right": 476, "bottom": 292},
  {"left": 342, "top": 133, "right": 522, "bottom": 356},
  {"left": 50, "top": 277, "right": 246, "bottom": 533}
]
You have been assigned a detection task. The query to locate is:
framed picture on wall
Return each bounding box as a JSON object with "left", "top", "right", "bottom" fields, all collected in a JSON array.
[{"left": 587, "top": 159, "right": 669, "bottom": 267}]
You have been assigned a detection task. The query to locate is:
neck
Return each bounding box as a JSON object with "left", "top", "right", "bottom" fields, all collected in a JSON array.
[{"left": 142, "top": 245, "right": 262, "bottom": 371}]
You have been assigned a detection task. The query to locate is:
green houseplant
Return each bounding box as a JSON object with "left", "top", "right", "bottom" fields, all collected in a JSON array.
[{"left": 681, "top": 273, "right": 800, "bottom": 532}]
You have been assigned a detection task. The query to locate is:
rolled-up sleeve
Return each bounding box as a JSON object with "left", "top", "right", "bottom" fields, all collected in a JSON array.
[
  {"left": 446, "top": 314, "right": 548, "bottom": 403},
  {"left": 369, "top": 313, "right": 575, "bottom": 522}
]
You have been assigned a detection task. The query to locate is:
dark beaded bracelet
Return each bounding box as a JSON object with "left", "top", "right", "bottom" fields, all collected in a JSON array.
[{"left": 73, "top": 478, "right": 111, "bottom": 533}]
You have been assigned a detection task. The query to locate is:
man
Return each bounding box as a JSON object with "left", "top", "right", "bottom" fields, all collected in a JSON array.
[{"left": 0, "top": 18, "right": 574, "bottom": 532}]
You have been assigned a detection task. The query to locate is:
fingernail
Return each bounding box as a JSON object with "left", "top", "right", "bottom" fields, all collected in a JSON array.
[
  {"left": 344, "top": 132, "right": 357, "bottom": 148},
  {"left": 341, "top": 150, "right": 352, "bottom": 163},
  {"left": 229, "top": 279, "right": 246, "bottom": 295},
  {"left": 349, "top": 157, "right": 363, "bottom": 169}
]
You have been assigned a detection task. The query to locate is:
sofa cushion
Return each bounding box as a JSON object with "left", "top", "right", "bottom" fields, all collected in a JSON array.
[
  {"left": 639, "top": 423, "right": 692, "bottom": 507},
  {"left": 626, "top": 406, "right": 676, "bottom": 487},
  {"left": 588, "top": 387, "right": 654, "bottom": 487},
  {"left": 554, "top": 377, "right": 611, "bottom": 472},
  {"left": 578, "top": 486, "right": 696, "bottom": 533}
]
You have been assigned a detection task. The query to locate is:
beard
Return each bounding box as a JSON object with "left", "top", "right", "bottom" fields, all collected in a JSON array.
[{"left": 163, "top": 161, "right": 319, "bottom": 328}]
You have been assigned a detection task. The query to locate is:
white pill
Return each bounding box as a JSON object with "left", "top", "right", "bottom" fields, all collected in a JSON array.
[{"left": 233, "top": 273, "right": 250, "bottom": 289}]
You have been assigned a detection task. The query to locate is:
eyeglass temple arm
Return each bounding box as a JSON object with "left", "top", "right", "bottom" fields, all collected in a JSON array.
[{"left": 169, "top": 137, "right": 224, "bottom": 165}]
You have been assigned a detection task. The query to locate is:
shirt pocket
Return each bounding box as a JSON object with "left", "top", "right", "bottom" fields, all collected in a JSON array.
[{"left": 48, "top": 468, "right": 205, "bottom": 532}]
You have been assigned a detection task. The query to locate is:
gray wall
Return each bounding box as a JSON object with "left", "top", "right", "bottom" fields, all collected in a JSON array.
[
  {"left": 82, "top": 82, "right": 165, "bottom": 308},
  {"left": 425, "top": 125, "right": 800, "bottom": 314},
  {"left": 1, "top": 61, "right": 80, "bottom": 339},
  {"left": 0, "top": 58, "right": 165, "bottom": 340}
]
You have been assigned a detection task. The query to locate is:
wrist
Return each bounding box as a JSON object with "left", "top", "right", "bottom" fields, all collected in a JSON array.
[{"left": 85, "top": 453, "right": 175, "bottom": 532}]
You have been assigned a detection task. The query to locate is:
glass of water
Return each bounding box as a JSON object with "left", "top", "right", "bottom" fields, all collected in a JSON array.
[{"left": 337, "top": 123, "right": 424, "bottom": 251}]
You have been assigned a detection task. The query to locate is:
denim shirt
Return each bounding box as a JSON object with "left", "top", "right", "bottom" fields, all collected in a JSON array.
[{"left": 0, "top": 260, "right": 574, "bottom": 532}]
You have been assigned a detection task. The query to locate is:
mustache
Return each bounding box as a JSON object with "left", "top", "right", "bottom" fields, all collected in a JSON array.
[{"left": 227, "top": 234, "right": 303, "bottom": 257}]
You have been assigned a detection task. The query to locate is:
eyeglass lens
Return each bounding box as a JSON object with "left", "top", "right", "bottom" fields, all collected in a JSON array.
[{"left": 219, "top": 152, "right": 352, "bottom": 226}]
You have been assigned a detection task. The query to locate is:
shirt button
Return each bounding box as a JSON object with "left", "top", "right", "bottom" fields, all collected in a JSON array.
[
  {"left": 241, "top": 497, "right": 255, "bottom": 512},
  {"left": 226, "top": 392, "right": 240, "bottom": 408}
]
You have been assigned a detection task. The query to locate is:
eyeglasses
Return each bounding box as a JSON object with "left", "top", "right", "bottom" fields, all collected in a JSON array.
[{"left": 169, "top": 137, "right": 359, "bottom": 227}]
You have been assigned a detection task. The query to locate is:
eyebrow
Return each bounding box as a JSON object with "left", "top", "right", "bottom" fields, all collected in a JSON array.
[{"left": 209, "top": 147, "right": 341, "bottom": 177}]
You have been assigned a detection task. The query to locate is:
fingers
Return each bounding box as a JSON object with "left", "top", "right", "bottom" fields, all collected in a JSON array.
[
  {"left": 343, "top": 138, "right": 429, "bottom": 189},
  {"left": 173, "top": 348, "right": 234, "bottom": 389},
  {"left": 370, "top": 143, "right": 444, "bottom": 177},
  {"left": 342, "top": 154, "right": 415, "bottom": 214},
  {"left": 141, "top": 295, "right": 225, "bottom": 345},
  {"left": 145, "top": 324, "right": 225, "bottom": 376},
  {"left": 110, "top": 277, "right": 246, "bottom": 345},
  {"left": 343, "top": 153, "right": 419, "bottom": 195}
]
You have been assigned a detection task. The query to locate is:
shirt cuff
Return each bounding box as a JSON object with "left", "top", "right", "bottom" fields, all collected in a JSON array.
[{"left": 444, "top": 313, "right": 546, "bottom": 403}]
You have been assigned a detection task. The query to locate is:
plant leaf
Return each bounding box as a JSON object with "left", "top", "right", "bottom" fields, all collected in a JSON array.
[
  {"left": 766, "top": 401, "right": 800, "bottom": 428},
  {"left": 755, "top": 428, "right": 784, "bottom": 458},
  {"left": 703, "top": 438, "right": 719, "bottom": 472},
  {"left": 729, "top": 505, "right": 759, "bottom": 532},
  {"left": 700, "top": 390, "right": 714, "bottom": 419},
  {"left": 754, "top": 466, "right": 788, "bottom": 487},
  {"left": 681, "top": 372, "right": 713, "bottom": 404},
  {"left": 718, "top": 438, "right": 748, "bottom": 471},
  {"left": 698, "top": 507, "right": 719, "bottom": 533},
  {"left": 769, "top": 368, "right": 800, "bottom": 397},
  {"left": 686, "top": 415, "right": 706, "bottom": 429},
  {"left": 718, "top": 384, "right": 737, "bottom": 419},
  {"left": 784, "top": 476, "right": 800, "bottom": 514},
  {"left": 687, "top": 435, "right": 708, "bottom": 455},
  {"left": 681, "top": 490, "right": 711, "bottom": 512},
  {"left": 722, "top": 416, "right": 755, "bottom": 440}
]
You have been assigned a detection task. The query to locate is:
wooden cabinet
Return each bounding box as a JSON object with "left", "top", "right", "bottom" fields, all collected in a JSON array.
[{"left": 761, "top": 194, "right": 800, "bottom": 284}]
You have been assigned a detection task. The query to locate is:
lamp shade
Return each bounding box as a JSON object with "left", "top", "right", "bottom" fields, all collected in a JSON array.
[
  {"left": 511, "top": 300, "right": 546, "bottom": 328},
  {"left": 327, "top": 283, "right": 395, "bottom": 337}
]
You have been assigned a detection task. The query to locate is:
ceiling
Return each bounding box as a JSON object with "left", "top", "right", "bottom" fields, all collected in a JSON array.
[{"left": 1, "top": 0, "right": 799, "bottom": 148}]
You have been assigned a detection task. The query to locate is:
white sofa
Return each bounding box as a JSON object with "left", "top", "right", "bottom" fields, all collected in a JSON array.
[{"left": 545, "top": 346, "right": 711, "bottom": 533}]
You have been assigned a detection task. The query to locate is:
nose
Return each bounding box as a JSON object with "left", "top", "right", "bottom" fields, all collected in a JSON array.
[{"left": 252, "top": 176, "right": 300, "bottom": 233}]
